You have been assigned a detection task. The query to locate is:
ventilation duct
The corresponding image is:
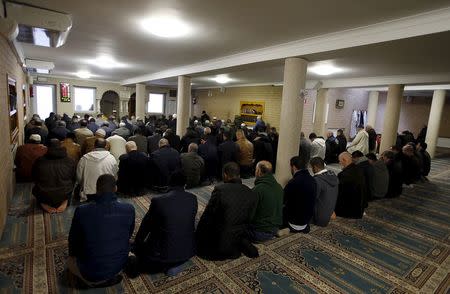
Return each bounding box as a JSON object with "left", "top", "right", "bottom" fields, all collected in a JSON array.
[{"left": 5, "top": 1, "right": 72, "bottom": 47}]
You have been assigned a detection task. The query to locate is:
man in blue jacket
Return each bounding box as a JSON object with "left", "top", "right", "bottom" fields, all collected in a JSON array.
[
  {"left": 67, "top": 174, "right": 135, "bottom": 288},
  {"left": 128, "top": 170, "right": 198, "bottom": 277},
  {"left": 283, "top": 156, "right": 317, "bottom": 233}
]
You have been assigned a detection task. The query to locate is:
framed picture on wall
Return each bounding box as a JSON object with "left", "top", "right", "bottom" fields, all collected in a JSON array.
[
  {"left": 60, "top": 82, "right": 71, "bottom": 102},
  {"left": 335, "top": 99, "right": 345, "bottom": 109},
  {"left": 7, "top": 75, "right": 19, "bottom": 144}
]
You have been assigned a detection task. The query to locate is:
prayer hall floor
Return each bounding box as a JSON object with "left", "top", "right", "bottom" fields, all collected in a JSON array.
[{"left": 0, "top": 159, "right": 449, "bottom": 293}]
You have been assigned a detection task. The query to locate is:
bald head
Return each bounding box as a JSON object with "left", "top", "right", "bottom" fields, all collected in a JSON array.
[
  {"left": 188, "top": 143, "right": 198, "bottom": 153},
  {"left": 159, "top": 138, "right": 169, "bottom": 148},
  {"left": 255, "top": 160, "right": 272, "bottom": 178},
  {"left": 126, "top": 141, "right": 137, "bottom": 153},
  {"left": 338, "top": 152, "right": 353, "bottom": 168}
]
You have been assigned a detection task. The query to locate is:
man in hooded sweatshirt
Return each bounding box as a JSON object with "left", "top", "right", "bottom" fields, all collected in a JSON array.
[
  {"left": 309, "top": 133, "right": 326, "bottom": 160},
  {"left": 310, "top": 157, "right": 339, "bottom": 227},
  {"left": 366, "top": 153, "right": 389, "bottom": 199},
  {"left": 77, "top": 138, "right": 118, "bottom": 202}
]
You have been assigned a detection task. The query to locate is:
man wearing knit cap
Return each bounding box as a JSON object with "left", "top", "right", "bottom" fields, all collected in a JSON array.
[
  {"left": 82, "top": 128, "right": 110, "bottom": 155},
  {"left": 15, "top": 134, "right": 48, "bottom": 182}
]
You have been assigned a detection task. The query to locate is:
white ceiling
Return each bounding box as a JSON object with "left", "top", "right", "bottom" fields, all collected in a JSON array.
[{"left": 14, "top": 0, "right": 450, "bottom": 84}]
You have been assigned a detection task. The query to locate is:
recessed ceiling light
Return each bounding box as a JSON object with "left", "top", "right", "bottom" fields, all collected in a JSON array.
[
  {"left": 140, "top": 15, "right": 192, "bottom": 38},
  {"left": 212, "top": 75, "right": 232, "bottom": 84},
  {"left": 88, "top": 55, "right": 125, "bottom": 69},
  {"left": 309, "top": 64, "right": 343, "bottom": 76},
  {"left": 76, "top": 70, "right": 91, "bottom": 79}
]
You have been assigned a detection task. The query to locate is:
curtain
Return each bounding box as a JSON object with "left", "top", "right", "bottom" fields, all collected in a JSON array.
[{"left": 350, "top": 110, "right": 358, "bottom": 138}]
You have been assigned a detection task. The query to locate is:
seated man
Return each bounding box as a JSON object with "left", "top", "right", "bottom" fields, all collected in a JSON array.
[
  {"left": 128, "top": 128, "right": 148, "bottom": 154},
  {"left": 106, "top": 134, "right": 127, "bottom": 162},
  {"left": 82, "top": 128, "right": 110, "bottom": 155},
  {"left": 310, "top": 157, "right": 338, "bottom": 227},
  {"left": 401, "top": 144, "right": 422, "bottom": 187},
  {"left": 283, "top": 156, "right": 317, "bottom": 233},
  {"left": 150, "top": 138, "right": 181, "bottom": 191},
  {"left": 416, "top": 142, "right": 431, "bottom": 180},
  {"left": 351, "top": 150, "right": 372, "bottom": 205},
  {"left": 249, "top": 161, "right": 283, "bottom": 242},
  {"left": 366, "top": 153, "right": 389, "bottom": 199},
  {"left": 218, "top": 131, "right": 239, "bottom": 169},
  {"left": 180, "top": 143, "right": 205, "bottom": 188},
  {"left": 196, "top": 162, "right": 258, "bottom": 260},
  {"left": 77, "top": 138, "right": 118, "bottom": 201},
  {"left": 381, "top": 150, "right": 403, "bottom": 198},
  {"left": 129, "top": 171, "right": 198, "bottom": 277},
  {"left": 117, "top": 141, "right": 149, "bottom": 196},
  {"left": 15, "top": 134, "right": 48, "bottom": 182},
  {"left": 68, "top": 175, "right": 135, "bottom": 288},
  {"left": 32, "top": 139, "right": 76, "bottom": 213},
  {"left": 74, "top": 119, "right": 94, "bottom": 147},
  {"left": 235, "top": 129, "right": 254, "bottom": 178},
  {"left": 61, "top": 132, "right": 81, "bottom": 165},
  {"left": 335, "top": 152, "right": 367, "bottom": 218},
  {"left": 198, "top": 134, "right": 219, "bottom": 182}
]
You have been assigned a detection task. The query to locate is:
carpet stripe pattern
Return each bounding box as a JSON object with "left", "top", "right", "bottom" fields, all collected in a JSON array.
[{"left": 0, "top": 159, "right": 449, "bottom": 293}]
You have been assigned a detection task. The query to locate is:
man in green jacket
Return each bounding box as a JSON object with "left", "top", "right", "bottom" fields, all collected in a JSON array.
[{"left": 249, "top": 160, "right": 284, "bottom": 242}]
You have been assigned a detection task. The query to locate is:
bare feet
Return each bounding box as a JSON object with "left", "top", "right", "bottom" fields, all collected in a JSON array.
[{"left": 331, "top": 212, "right": 337, "bottom": 220}]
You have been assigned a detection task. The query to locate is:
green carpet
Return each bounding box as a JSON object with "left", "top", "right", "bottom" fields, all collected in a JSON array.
[{"left": 0, "top": 159, "right": 449, "bottom": 293}]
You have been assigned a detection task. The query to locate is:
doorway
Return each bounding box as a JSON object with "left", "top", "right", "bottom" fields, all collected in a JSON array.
[{"left": 100, "top": 90, "right": 119, "bottom": 117}]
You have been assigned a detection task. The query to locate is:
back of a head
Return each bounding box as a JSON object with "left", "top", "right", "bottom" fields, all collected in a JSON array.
[
  {"left": 351, "top": 150, "right": 364, "bottom": 159},
  {"left": 223, "top": 131, "right": 231, "bottom": 140},
  {"left": 80, "top": 119, "right": 88, "bottom": 127},
  {"left": 339, "top": 152, "right": 352, "bottom": 166},
  {"left": 290, "top": 156, "right": 307, "bottom": 170},
  {"left": 66, "top": 132, "right": 76, "bottom": 141},
  {"left": 94, "top": 138, "right": 107, "bottom": 149},
  {"left": 169, "top": 170, "right": 187, "bottom": 187},
  {"left": 159, "top": 138, "right": 169, "bottom": 148},
  {"left": 96, "top": 174, "right": 116, "bottom": 194},
  {"left": 366, "top": 153, "right": 377, "bottom": 161},
  {"left": 49, "top": 138, "right": 61, "bottom": 149},
  {"left": 204, "top": 127, "right": 211, "bottom": 135},
  {"left": 381, "top": 150, "right": 395, "bottom": 161},
  {"left": 420, "top": 142, "right": 428, "bottom": 151},
  {"left": 256, "top": 160, "right": 272, "bottom": 176},
  {"left": 125, "top": 141, "right": 137, "bottom": 153},
  {"left": 29, "top": 134, "right": 41, "bottom": 143},
  {"left": 309, "top": 157, "right": 325, "bottom": 170},
  {"left": 337, "top": 129, "right": 343, "bottom": 135},
  {"left": 223, "top": 162, "right": 240, "bottom": 180},
  {"left": 188, "top": 143, "right": 198, "bottom": 153},
  {"left": 119, "top": 122, "right": 126, "bottom": 128},
  {"left": 309, "top": 133, "right": 317, "bottom": 140},
  {"left": 89, "top": 117, "right": 96, "bottom": 123},
  {"left": 300, "top": 131, "right": 305, "bottom": 138},
  {"left": 57, "top": 120, "right": 66, "bottom": 127}
]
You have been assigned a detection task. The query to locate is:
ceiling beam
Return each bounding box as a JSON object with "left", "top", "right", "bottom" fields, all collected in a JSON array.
[{"left": 121, "top": 7, "right": 450, "bottom": 85}]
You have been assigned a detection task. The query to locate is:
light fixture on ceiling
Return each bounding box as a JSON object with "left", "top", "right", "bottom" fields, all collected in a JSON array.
[
  {"left": 140, "top": 15, "right": 192, "bottom": 38},
  {"left": 76, "top": 70, "right": 91, "bottom": 79},
  {"left": 88, "top": 55, "right": 125, "bottom": 69},
  {"left": 309, "top": 64, "right": 343, "bottom": 76},
  {"left": 212, "top": 75, "right": 232, "bottom": 84}
]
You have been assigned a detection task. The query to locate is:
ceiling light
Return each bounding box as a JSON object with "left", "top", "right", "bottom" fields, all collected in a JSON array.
[
  {"left": 140, "top": 15, "right": 192, "bottom": 38},
  {"left": 76, "top": 70, "right": 91, "bottom": 79},
  {"left": 212, "top": 75, "right": 232, "bottom": 84},
  {"left": 36, "top": 68, "right": 49, "bottom": 74},
  {"left": 309, "top": 64, "right": 343, "bottom": 76},
  {"left": 88, "top": 55, "right": 125, "bottom": 69}
]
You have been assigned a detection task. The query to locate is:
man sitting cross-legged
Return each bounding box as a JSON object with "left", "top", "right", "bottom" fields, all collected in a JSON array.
[
  {"left": 248, "top": 161, "right": 283, "bottom": 242},
  {"left": 196, "top": 162, "right": 258, "bottom": 260},
  {"left": 128, "top": 170, "right": 198, "bottom": 277},
  {"left": 67, "top": 174, "right": 135, "bottom": 288}
]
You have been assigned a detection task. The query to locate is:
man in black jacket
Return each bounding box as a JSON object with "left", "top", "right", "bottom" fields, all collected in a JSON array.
[
  {"left": 416, "top": 142, "right": 431, "bottom": 180},
  {"left": 381, "top": 150, "right": 403, "bottom": 198},
  {"left": 196, "top": 162, "right": 258, "bottom": 260},
  {"left": 129, "top": 171, "right": 198, "bottom": 277},
  {"left": 325, "top": 131, "right": 339, "bottom": 164},
  {"left": 163, "top": 128, "right": 181, "bottom": 152},
  {"left": 198, "top": 135, "right": 219, "bottom": 182},
  {"left": 32, "top": 139, "right": 76, "bottom": 213},
  {"left": 117, "top": 141, "right": 149, "bottom": 196},
  {"left": 218, "top": 131, "right": 239, "bottom": 170},
  {"left": 335, "top": 152, "right": 367, "bottom": 218},
  {"left": 283, "top": 156, "right": 317, "bottom": 233},
  {"left": 336, "top": 129, "right": 347, "bottom": 154},
  {"left": 150, "top": 138, "right": 181, "bottom": 191}
]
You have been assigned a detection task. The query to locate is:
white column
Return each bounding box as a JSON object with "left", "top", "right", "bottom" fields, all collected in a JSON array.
[
  {"left": 425, "top": 89, "right": 446, "bottom": 158},
  {"left": 367, "top": 91, "right": 379, "bottom": 127},
  {"left": 379, "top": 85, "right": 404, "bottom": 153},
  {"left": 176, "top": 76, "right": 191, "bottom": 137},
  {"left": 135, "top": 84, "right": 146, "bottom": 119},
  {"left": 275, "top": 58, "right": 308, "bottom": 186},
  {"left": 313, "top": 88, "right": 328, "bottom": 136}
]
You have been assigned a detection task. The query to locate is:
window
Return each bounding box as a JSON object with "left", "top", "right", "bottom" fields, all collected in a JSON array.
[
  {"left": 35, "top": 84, "right": 55, "bottom": 120},
  {"left": 74, "top": 87, "right": 95, "bottom": 112},
  {"left": 147, "top": 93, "right": 164, "bottom": 113}
]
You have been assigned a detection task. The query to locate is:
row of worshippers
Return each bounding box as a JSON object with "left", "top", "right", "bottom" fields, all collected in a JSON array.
[{"left": 65, "top": 156, "right": 341, "bottom": 288}]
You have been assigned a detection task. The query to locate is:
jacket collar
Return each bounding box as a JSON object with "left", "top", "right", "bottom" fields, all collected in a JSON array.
[
  {"left": 94, "top": 192, "right": 117, "bottom": 204},
  {"left": 293, "top": 169, "right": 309, "bottom": 177},
  {"left": 224, "top": 178, "right": 242, "bottom": 184}
]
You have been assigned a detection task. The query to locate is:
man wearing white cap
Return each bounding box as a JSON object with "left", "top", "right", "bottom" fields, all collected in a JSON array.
[
  {"left": 82, "top": 128, "right": 110, "bottom": 155},
  {"left": 112, "top": 122, "right": 131, "bottom": 140},
  {"left": 15, "top": 134, "right": 48, "bottom": 182}
]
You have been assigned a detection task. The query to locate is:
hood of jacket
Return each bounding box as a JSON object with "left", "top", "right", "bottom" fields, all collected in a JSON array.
[
  {"left": 83, "top": 149, "right": 113, "bottom": 162},
  {"left": 254, "top": 173, "right": 278, "bottom": 187},
  {"left": 315, "top": 170, "right": 339, "bottom": 187}
]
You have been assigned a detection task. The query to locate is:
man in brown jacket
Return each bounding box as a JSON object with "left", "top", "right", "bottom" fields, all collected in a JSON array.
[
  {"left": 82, "top": 128, "right": 110, "bottom": 155},
  {"left": 61, "top": 133, "right": 81, "bottom": 165},
  {"left": 235, "top": 129, "right": 254, "bottom": 178},
  {"left": 15, "top": 134, "right": 48, "bottom": 182}
]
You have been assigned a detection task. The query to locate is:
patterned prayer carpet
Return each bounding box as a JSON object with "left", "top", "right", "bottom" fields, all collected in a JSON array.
[{"left": 0, "top": 159, "right": 449, "bottom": 294}]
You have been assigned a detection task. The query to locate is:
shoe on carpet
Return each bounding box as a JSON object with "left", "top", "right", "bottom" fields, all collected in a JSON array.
[{"left": 166, "top": 263, "right": 185, "bottom": 277}]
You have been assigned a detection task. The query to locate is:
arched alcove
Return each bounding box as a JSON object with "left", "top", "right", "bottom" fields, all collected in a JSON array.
[{"left": 100, "top": 90, "right": 120, "bottom": 116}]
